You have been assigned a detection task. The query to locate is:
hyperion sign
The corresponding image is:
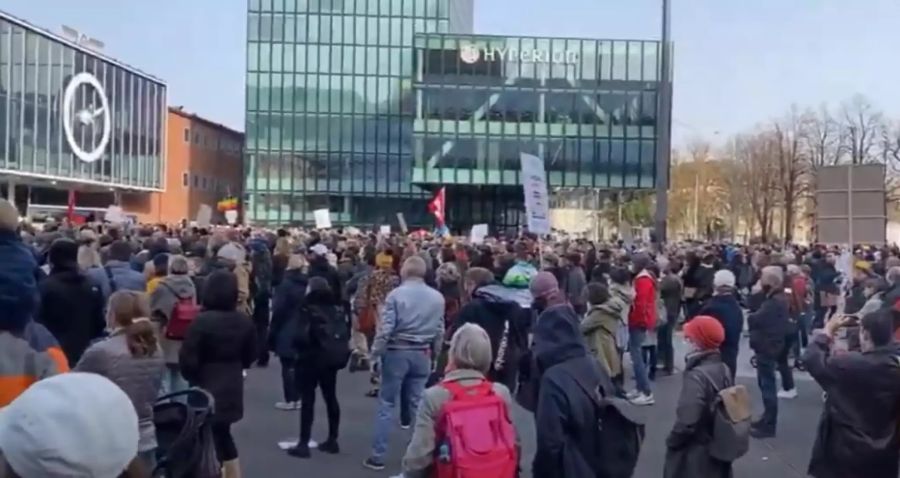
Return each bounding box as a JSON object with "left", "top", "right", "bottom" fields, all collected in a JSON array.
[
  {"left": 62, "top": 72, "right": 111, "bottom": 163},
  {"left": 815, "top": 164, "right": 886, "bottom": 245},
  {"left": 460, "top": 44, "right": 579, "bottom": 65}
]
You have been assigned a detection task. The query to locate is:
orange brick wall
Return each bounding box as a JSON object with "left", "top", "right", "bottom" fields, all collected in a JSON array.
[{"left": 130, "top": 108, "right": 243, "bottom": 225}]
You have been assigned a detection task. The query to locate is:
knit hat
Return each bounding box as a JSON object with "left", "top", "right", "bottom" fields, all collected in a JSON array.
[
  {"left": 217, "top": 242, "right": 246, "bottom": 263},
  {"left": 713, "top": 269, "right": 736, "bottom": 290},
  {"left": 48, "top": 238, "right": 79, "bottom": 269},
  {"left": 0, "top": 199, "right": 18, "bottom": 232},
  {"left": 683, "top": 315, "right": 725, "bottom": 350},
  {"left": 309, "top": 243, "right": 329, "bottom": 257},
  {"left": 529, "top": 271, "right": 560, "bottom": 299},
  {"left": 0, "top": 373, "right": 139, "bottom": 478},
  {"left": 375, "top": 252, "right": 393, "bottom": 270}
]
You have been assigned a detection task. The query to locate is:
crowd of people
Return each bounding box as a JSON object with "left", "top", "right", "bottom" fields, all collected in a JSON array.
[{"left": 2, "top": 195, "right": 900, "bottom": 478}]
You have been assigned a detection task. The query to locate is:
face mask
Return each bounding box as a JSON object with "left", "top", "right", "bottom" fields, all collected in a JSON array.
[
  {"left": 683, "top": 339, "right": 701, "bottom": 358},
  {"left": 532, "top": 296, "right": 548, "bottom": 312}
]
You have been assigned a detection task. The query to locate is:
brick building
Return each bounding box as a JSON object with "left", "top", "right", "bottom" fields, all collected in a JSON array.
[{"left": 127, "top": 107, "right": 243, "bottom": 224}]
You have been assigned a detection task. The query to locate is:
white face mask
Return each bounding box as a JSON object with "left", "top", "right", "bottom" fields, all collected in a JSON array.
[{"left": 684, "top": 338, "right": 701, "bottom": 358}]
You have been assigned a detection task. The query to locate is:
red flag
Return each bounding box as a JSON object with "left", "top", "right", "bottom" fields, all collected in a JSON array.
[
  {"left": 66, "top": 189, "right": 76, "bottom": 222},
  {"left": 427, "top": 187, "right": 446, "bottom": 226}
]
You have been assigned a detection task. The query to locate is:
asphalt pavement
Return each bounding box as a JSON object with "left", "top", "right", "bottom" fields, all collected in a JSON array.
[{"left": 233, "top": 334, "right": 823, "bottom": 477}]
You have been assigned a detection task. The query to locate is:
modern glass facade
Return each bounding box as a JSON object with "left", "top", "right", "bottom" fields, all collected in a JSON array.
[
  {"left": 244, "top": 1, "right": 667, "bottom": 230},
  {"left": 414, "top": 34, "right": 663, "bottom": 229},
  {"left": 245, "top": 0, "right": 472, "bottom": 226},
  {"left": 0, "top": 11, "right": 166, "bottom": 191}
]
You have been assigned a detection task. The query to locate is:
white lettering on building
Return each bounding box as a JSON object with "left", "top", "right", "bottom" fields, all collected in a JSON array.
[{"left": 461, "top": 45, "right": 580, "bottom": 65}]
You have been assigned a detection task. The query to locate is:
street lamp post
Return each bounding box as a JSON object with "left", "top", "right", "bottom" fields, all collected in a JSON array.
[{"left": 654, "top": 0, "right": 673, "bottom": 245}]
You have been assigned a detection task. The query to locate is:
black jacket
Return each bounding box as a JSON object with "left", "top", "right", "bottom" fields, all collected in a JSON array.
[
  {"left": 664, "top": 350, "right": 733, "bottom": 478},
  {"left": 37, "top": 266, "right": 104, "bottom": 365},
  {"left": 698, "top": 294, "right": 744, "bottom": 352},
  {"left": 454, "top": 284, "right": 528, "bottom": 387},
  {"left": 747, "top": 289, "right": 790, "bottom": 359},
  {"left": 269, "top": 269, "right": 308, "bottom": 359},
  {"left": 179, "top": 309, "right": 256, "bottom": 424},
  {"left": 803, "top": 334, "right": 900, "bottom": 478},
  {"left": 881, "top": 282, "right": 900, "bottom": 311},
  {"left": 293, "top": 288, "right": 344, "bottom": 368},
  {"left": 531, "top": 304, "right": 614, "bottom": 478}
]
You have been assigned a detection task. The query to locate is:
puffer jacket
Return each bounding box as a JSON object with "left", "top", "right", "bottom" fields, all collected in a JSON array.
[
  {"left": 149, "top": 274, "right": 198, "bottom": 364},
  {"left": 75, "top": 332, "right": 165, "bottom": 452},
  {"left": 580, "top": 304, "right": 622, "bottom": 377},
  {"left": 664, "top": 350, "right": 733, "bottom": 478}
]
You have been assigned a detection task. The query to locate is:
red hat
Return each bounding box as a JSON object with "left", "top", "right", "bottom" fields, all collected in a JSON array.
[{"left": 683, "top": 315, "right": 725, "bottom": 350}]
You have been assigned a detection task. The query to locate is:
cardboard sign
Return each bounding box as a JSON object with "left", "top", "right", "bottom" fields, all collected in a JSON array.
[
  {"left": 396, "top": 212, "right": 408, "bottom": 233},
  {"left": 380, "top": 225, "right": 391, "bottom": 236},
  {"left": 520, "top": 153, "right": 550, "bottom": 235},
  {"left": 196, "top": 204, "right": 213, "bottom": 227},
  {"left": 470, "top": 224, "right": 488, "bottom": 244},
  {"left": 104, "top": 205, "right": 125, "bottom": 223},
  {"left": 313, "top": 209, "right": 331, "bottom": 229},
  {"left": 224, "top": 210, "right": 238, "bottom": 225}
]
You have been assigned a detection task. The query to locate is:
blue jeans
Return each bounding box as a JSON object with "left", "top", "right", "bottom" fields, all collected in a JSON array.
[
  {"left": 756, "top": 356, "right": 778, "bottom": 432},
  {"left": 628, "top": 328, "right": 652, "bottom": 395},
  {"left": 160, "top": 365, "right": 189, "bottom": 397},
  {"left": 370, "top": 349, "right": 431, "bottom": 460}
]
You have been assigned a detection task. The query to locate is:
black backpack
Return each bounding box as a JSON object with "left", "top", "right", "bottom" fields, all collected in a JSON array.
[
  {"left": 565, "top": 370, "right": 645, "bottom": 478},
  {"left": 310, "top": 304, "right": 351, "bottom": 370}
]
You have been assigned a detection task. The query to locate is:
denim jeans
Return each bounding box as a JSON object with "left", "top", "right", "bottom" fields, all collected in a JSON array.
[
  {"left": 657, "top": 313, "right": 677, "bottom": 373},
  {"left": 370, "top": 349, "right": 431, "bottom": 460},
  {"left": 253, "top": 291, "right": 271, "bottom": 365},
  {"left": 280, "top": 357, "right": 299, "bottom": 403},
  {"left": 628, "top": 328, "right": 652, "bottom": 395},
  {"left": 778, "top": 334, "right": 796, "bottom": 391},
  {"left": 756, "top": 356, "right": 778, "bottom": 432},
  {"left": 160, "top": 365, "right": 189, "bottom": 397}
]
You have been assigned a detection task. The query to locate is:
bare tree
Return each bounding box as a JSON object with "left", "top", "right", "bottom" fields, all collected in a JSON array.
[
  {"left": 773, "top": 106, "right": 808, "bottom": 242},
  {"left": 803, "top": 104, "right": 841, "bottom": 168},
  {"left": 839, "top": 95, "right": 885, "bottom": 164},
  {"left": 739, "top": 132, "right": 780, "bottom": 242}
]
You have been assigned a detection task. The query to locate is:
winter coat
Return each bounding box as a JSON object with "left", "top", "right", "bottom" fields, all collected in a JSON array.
[
  {"left": 0, "top": 230, "right": 40, "bottom": 331},
  {"left": 580, "top": 304, "right": 621, "bottom": 377},
  {"left": 880, "top": 281, "right": 900, "bottom": 311},
  {"left": 0, "top": 322, "right": 68, "bottom": 407},
  {"left": 354, "top": 268, "right": 399, "bottom": 317},
  {"left": 628, "top": 270, "right": 657, "bottom": 330},
  {"left": 197, "top": 256, "right": 252, "bottom": 317},
  {"left": 293, "top": 288, "right": 346, "bottom": 368},
  {"left": 561, "top": 266, "right": 587, "bottom": 309},
  {"left": 698, "top": 293, "right": 744, "bottom": 352},
  {"left": 179, "top": 308, "right": 256, "bottom": 425},
  {"left": 75, "top": 331, "right": 164, "bottom": 452},
  {"left": 269, "top": 269, "right": 308, "bottom": 359},
  {"left": 37, "top": 266, "right": 105, "bottom": 365},
  {"left": 747, "top": 289, "right": 790, "bottom": 359},
  {"left": 86, "top": 259, "right": 146, "bottom": 302},
  {"left": 249, "top": 240, "right": 273, "bottom": 295},
  {"left": 663, "top": 350, "right": 733, "bottom": 478},
  {"left": 454, "top": 284, "right": 528, "bottom": 388},
  {"left": 531, "top": 303, "right": 614, "bottom": 478},
  {"left": 803, "top": 334, "right": 900, "bottom": 478},
  {"left": 148, "top": 274, "right": 198, "bottom": 364},
  {"left": 272, "top": 253, "right": 289, "bottom": 288},
  {"left": 659, "top": 273, "right": 683, "bottom": 319}
]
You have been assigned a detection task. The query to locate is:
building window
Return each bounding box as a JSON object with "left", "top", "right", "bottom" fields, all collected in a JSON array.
[
  {"left": 183, "top": 128, "right": 190, "bottom": 143},
  {"left": 193, "top": 132, "right": 200, "bottom": 144},
  {"left": 201, "top": 177, "right": 208, "bottom": 190},
  {"left": 182, "top": 172, "right": 189, "bottom": 187},
  {"left": 192, "top": 175, "right": 199, "bottom": 188}
]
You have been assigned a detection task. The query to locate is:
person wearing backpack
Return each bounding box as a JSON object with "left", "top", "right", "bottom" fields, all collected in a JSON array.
[
  {"left": 149, "top": 255, "right": 198, "bottom": 395},
  {"left": 664, "top": 315, "right": 738, "bottom": 478},
  {"left": 530, "top": 273, "right": 620, "bottom": 478},
  {"left": 286, "top": 276, "right": 349, "bottom": 459},
  {"left": 401, "top": 323, "right": 519, "bottom": 478}
]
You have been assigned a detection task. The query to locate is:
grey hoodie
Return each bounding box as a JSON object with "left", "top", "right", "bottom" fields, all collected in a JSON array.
[{"left": 149, "top": 274, "right": 197, "bottom": 364}]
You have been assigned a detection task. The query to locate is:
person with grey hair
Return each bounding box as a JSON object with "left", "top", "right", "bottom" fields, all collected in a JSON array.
[
  {"left": 400, "top": 323, "right": 519, "bottom": 477},
  {"left": 697, "top": 269, "right": 744, "bottom": 380},
  {"left": 746, "top": 265, "right": 791, "bottom": 439},
  {"left": 149, "top": 254, "right": 197, "bottom": 395},
  {"left": 364, "top": 255, "right": 445, "bottom": 471},
  {"left": 880, "top": 266, "right": 900, "bottom": 312}
]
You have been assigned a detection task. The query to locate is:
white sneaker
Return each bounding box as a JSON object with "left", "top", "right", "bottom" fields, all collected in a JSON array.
[
  {"left": 625, "top": 390, "right": 642, "bottom": 400},
  {"left": 777, "top": 389, "right": 798, "bottom": 399},
  {"left": 275, "top": 401, "right": 296, "bottom": 411},
  {"left": 630, "top": 393, "right": 655, "bottom": 406}
]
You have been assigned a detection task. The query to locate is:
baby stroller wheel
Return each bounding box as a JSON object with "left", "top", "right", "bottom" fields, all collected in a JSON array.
[{"left": 750, "top": 355, "right": 758, "bottom": 368}]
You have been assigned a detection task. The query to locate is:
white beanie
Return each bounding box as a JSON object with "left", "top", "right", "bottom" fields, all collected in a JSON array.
[
  {"left": 0, "top": 373, "right": 139, "bottom": 478},
  {"left": 217, "top": 242, "right": 246, "bottom": 263},
  {"left": 713, "top": 269, "right": 736, "bottom": 290}
]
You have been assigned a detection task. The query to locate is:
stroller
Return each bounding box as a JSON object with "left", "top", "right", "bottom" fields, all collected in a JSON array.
[{"left": 153, "top": 388, "right": 222, "bottom": 478}]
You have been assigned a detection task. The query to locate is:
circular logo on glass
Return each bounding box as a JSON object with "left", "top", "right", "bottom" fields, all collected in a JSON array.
[
  {"left": 459, "top": 44, "right": 481, "bottom": 64},
  {"left": 63, "top": 72, "right": 111, "bottom": 164}
]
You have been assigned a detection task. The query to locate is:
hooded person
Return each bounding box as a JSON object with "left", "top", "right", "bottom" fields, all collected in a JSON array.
[
  {"left": 37, "top": 238, "right": 105, "bottom": 365},
  {"left": 308, "top": 243, "right": 343, "bottom": 303},
  {"left": 664, "top": 315, "right": 734, "bottom": 478},
  {"left": 698, "top": 269, "right": 744, "bottom": 380},
  {"left": 148, "top": 255, "right": 198, "bottom": 395},
  {"left": 531, "top": 272, "right": 614, "bottom": 478}
]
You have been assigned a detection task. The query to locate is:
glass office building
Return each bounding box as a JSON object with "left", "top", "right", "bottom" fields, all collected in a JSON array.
[
  {"left": 245, "top": 0, "right": 472, "bottom": 226},
  {"left": 0, "top": 10, "right": 166, "bottom": 213},
  {"left": 244, "top": 0, "right": 666, "bottom": 229}
]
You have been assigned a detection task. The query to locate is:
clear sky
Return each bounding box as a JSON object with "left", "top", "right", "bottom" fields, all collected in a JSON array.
[{"left": 5, "top": 0, "right": 899, "bottom": 145}]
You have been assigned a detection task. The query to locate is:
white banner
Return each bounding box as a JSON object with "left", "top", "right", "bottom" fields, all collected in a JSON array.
[
  {"left": 104, "top": 205, "right": 125, "bottom": 224},
  {"left": 380, "top": 225, "right": 391, "bottom": 236},
  {"left": 470, "top": 224, "right": 488, "bottom": 244},
  {"left": 520, "top": 153, "right": 551, "bottom": 235},
  {"left": 313, "top": 209, "right": 332, "bottom": 229},
  {"left": 224, "top": 210, "right": 238, "bottom": 225},
  {"left": 396, "top": 212, "right": 408, "bottom": 233}
]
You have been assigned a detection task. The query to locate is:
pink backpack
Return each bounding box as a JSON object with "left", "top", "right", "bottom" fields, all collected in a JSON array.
[{"left": 435, "top": 379, "right": 517, "bottom": 478}]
